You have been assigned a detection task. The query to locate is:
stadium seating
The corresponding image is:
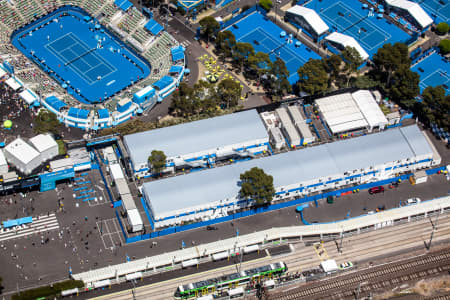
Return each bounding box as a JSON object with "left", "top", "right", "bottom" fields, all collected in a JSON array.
[
  {"left": 0, "top": 1, "right": 24, "bottom": 28},
  {"left": 132, "top": 27, "right": 151, "bottom": 44},
  {"left": 118, "top": 7, "right": 145, "bottom": 34}
]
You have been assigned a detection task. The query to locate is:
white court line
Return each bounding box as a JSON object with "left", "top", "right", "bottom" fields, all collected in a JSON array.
[
  {"left": 45, "top": 32, "right": 74, "bottom": 54},
  {"left": 96, "top": 220, "right": 110, "bottom": 249},
  {"left": 421, "top": 0, "right": 449, "bottom": 21},
  {"left": 111, "top": 217, "right": 124, "bottom": 244},
  {"left": 104, "top": 219, "right": 115, "bottom": 248},
  {"left": 320, "top": 1, "right": 391, "bottom": 50},
  {"left": 45, "top": 32, "right": 116, "bottom": 85},
  {"left": 419, "top": 68, "right": 449, "bottom": 86},
  {"left": 239, "top": 27, "right": 307, "bottom": 65}
]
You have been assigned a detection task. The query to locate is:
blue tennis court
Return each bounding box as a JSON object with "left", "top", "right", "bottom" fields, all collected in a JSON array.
[
  {"left": 11, "top": 6, "right": 151, "bottom": 104},
  {"left": 226, "top": 11, "right": 321, "bottom": 84},
  {"left": 412, "top": 0, "right": 449, "bottom": 24},
  {"left": 411, "top": 52, "right": 450, "bottom": 95},
  {"left": 306, "top": 0, "right": 411, "bottom": 58}
]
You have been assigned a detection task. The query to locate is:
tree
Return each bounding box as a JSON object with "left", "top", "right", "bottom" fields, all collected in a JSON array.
[
  {"left": 215, "top": 30, "right": 236, "bottom": 59},
  {"left": 33, "top": 109, "right": 62, "bottom": 135},
  {"left": 420, "top": 86, "right": 450, "bottom": 131},
  {"left": 265, "top": 58, "right": 291, "bottom": 97},
  {"left": 341, "top": 46, "right": 363, "bottom": 87},
  {"left": 239, "top": 167, "right": 275, "bottom": 206},
  {"left": 215, "top": 78, "right": 242, "bottom": 109},
  {"left": 148, "top": 150, "right": 167, "bottom": 175},
  {"left": 436, "top": 22, "right": 449, "bottom": 35},
  {"left": 439, "top": 39, "right": 450, "bottom": 55},
  {"left": 247, "top": 51, "right": 271, "bottom": 83},
  {"left": 259, "top": 0, "right": 273, "bottom": 12},
  {"left": 232, "top": 42, "right": 254, "bottom": 72},
  {"left": 389, "top": 65, "right": 420, "bottom": 108},
  {"left": 199, "top": 16, "right": 220, "bottom": 43},
  {"left": 323, "top": 54, "right": 342, "bottom": 85},
  {"left": 297, "top": 58, "right": 328, "bottom": 95},
  {"left": 372, "top": 43, "right": 410, "bottom": 86},
  {"left": 170, "top": 82, "right": 196, "bottom": 117}
]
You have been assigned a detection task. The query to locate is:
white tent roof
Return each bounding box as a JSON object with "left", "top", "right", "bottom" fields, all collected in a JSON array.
[
  {"left": 385, "top": 0, "right": 432, "bottom": 28},
  {"left": 19, "top": 89, "right": 38, "bottom": 105},
  {"left": 352, "top": 90, "right": 388, "bottom": 129},
  {"left": 325, "top": 32, "right": 369, "bottom": 60},
  {"left": 0, "top": 68, "right": 6, "bottom": 78},
  {"left": 5, "top": 138, "right": 39, "bottom": 164},
  {"left": 321, "top": 259, "right": 338, "bottom": 272},
  {"left": 5, "top": 77, "right": 21, "bottom": 91},
  {"left": 110, "top": 164, "right": 125, "bottom": 180},
  {"left": 315, "top": 91, "right": 387, "bottom": 134},
  {"left": 29, "top": 134, "right": 57, "bottom": 153},
  {"left": 287, "top": 5, "right": 329, "bottom": 35}
]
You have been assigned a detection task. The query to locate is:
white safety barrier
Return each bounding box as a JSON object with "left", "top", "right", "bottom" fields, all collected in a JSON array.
[{"left": 73, "top": 196, "right": 450, "bottom": 284}]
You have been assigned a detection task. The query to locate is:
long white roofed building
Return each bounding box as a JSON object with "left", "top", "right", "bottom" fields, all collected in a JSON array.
[
  {"left": 123, "top": 110, "right": 269, "bottom": 177},
  {"left": 142, "top": 125, "right": 441, "bottom": 228}
]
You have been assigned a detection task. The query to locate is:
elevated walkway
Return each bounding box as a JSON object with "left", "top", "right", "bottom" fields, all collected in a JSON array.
[{"left": 73, "top": 195, "right": 450, "bottom": 284}]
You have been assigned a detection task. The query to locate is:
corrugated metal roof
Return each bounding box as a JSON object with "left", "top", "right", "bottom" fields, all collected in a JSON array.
[
  {"left": 143, "top": 125, "right": 432, "bottom": 218},
  {"left": 124, "top": 110, "right": 269, "bottom": 167}
]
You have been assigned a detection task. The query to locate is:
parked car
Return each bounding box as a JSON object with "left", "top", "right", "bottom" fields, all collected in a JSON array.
[
  {"left": 406, "top": 198, "right": 421, "bottom": 205},
  {"left": 339, "top": 261, "right": 354, "bottom": 270},
  {"left": 206, "top": 225, "right": 218, "bottom": 230},
  {"left": 368, "top": 186, "right": 384, "bottom": 194}
]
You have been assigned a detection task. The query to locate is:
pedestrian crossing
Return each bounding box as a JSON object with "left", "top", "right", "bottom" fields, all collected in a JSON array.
[
  {"left": 0, "top": 213, "right": 59, "bottom": 242},
  {"left": 180, "top": 40, "right": 191, "bottom": 48}
]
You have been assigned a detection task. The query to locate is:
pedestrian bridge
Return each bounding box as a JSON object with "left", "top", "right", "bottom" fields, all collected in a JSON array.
[{"left": 73, "top": 195, "right": 450, "bottom": 284}]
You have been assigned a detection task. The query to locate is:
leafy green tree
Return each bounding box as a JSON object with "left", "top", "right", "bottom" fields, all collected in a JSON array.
[
  {"left": 341, "top": 46, "right": 363, "bottom": 87},
  {"left": 170, "top": 82, "right": 196, "bottom": 117},
  {"left": 372, "top": 43, "right": 410, "bottom": 86},
  {"left": 232, "top": 42, "right": 254, "bottom": 72},
  {"left": 148, "top": 150, "right": 167, "bottom": 175},
  {"left": 239, "top": 167, "right": 275, "bottom": 206},
  {"left": 265, "top": 58, "right": 291, "bottom": 97},
  {"left": 420, "top": 86, "right": 450, "bottom": 131},
  {"left": 215, "top": 78, "right": 242, "bottom": 109},
  {"left": 439, "top": 39, "right": 450, "bottom": 54},
  {"left": 436, "top": 22, "right": 449, "bottom": 35},
  {"left": 259, "top": 0, "right": 273, "bottom": 11},
  {"left": 297, "top": 58, "right": 328, "bottom": 95},
  {"left": 199, "top": 16, "right": 220, "bottom": 43},
  {"left": 34, "top": 109, "right": 62, "bottom": 135},
  {"left": 389, "top": 65, "right": 420, "bottom": 108},
  {"left": 247, "top": 51, "right": 271, "bottom": 83},
  {"left": 215, "top": 30, "right": 236, "bottom": 59},
  {"left": 323, "top": 54, "right": 342, "bottom": 84}
]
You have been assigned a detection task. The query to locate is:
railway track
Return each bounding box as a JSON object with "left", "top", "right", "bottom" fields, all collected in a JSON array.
[{"left": 274, "top": 249, "right": 450, "bottom": 300}]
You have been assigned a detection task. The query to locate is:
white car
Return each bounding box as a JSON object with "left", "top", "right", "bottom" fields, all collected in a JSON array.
[{"left": 406, "top": 197, "right": 421, "bottom": 205}]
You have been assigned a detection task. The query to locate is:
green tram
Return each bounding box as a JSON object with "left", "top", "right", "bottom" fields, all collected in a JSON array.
[{"left": 174, "top": 261, "right": 287, "bottom": 299}]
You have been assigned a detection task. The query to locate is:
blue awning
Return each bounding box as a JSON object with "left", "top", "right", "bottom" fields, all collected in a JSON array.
[
  {"left": 153, "top": 75, "right": 174, "bottom": 90},
  {"left": 144, "top": 19, "right": 164, "bottom": 35},
  {"left": 171, "top": 45, "right": 185, "bottom": 62},
  {"left": 184, "top": 68, "right": 190, "bottom": 74},
  {"left": 68, "top": 107, "right": 90, "bottom": 119},
  {"left": 83, "top": 16, "right": 91, "bottom": 22},
  {"left": 97, "top": 108, "right": 109, "bottom": 119},
  {"left": 115, "top": 0, "right": 133, "bottom": 11},
  {"left": 169, "top": 65, "right": 183, "bottom": 74},
  {"left": 45, "top": 96, "right": 67, "bottom": 112}
]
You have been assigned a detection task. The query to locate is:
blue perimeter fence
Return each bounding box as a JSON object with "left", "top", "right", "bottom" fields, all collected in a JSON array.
[{"left": 120, "top": 166, "right": 447, "bottom": 244}]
